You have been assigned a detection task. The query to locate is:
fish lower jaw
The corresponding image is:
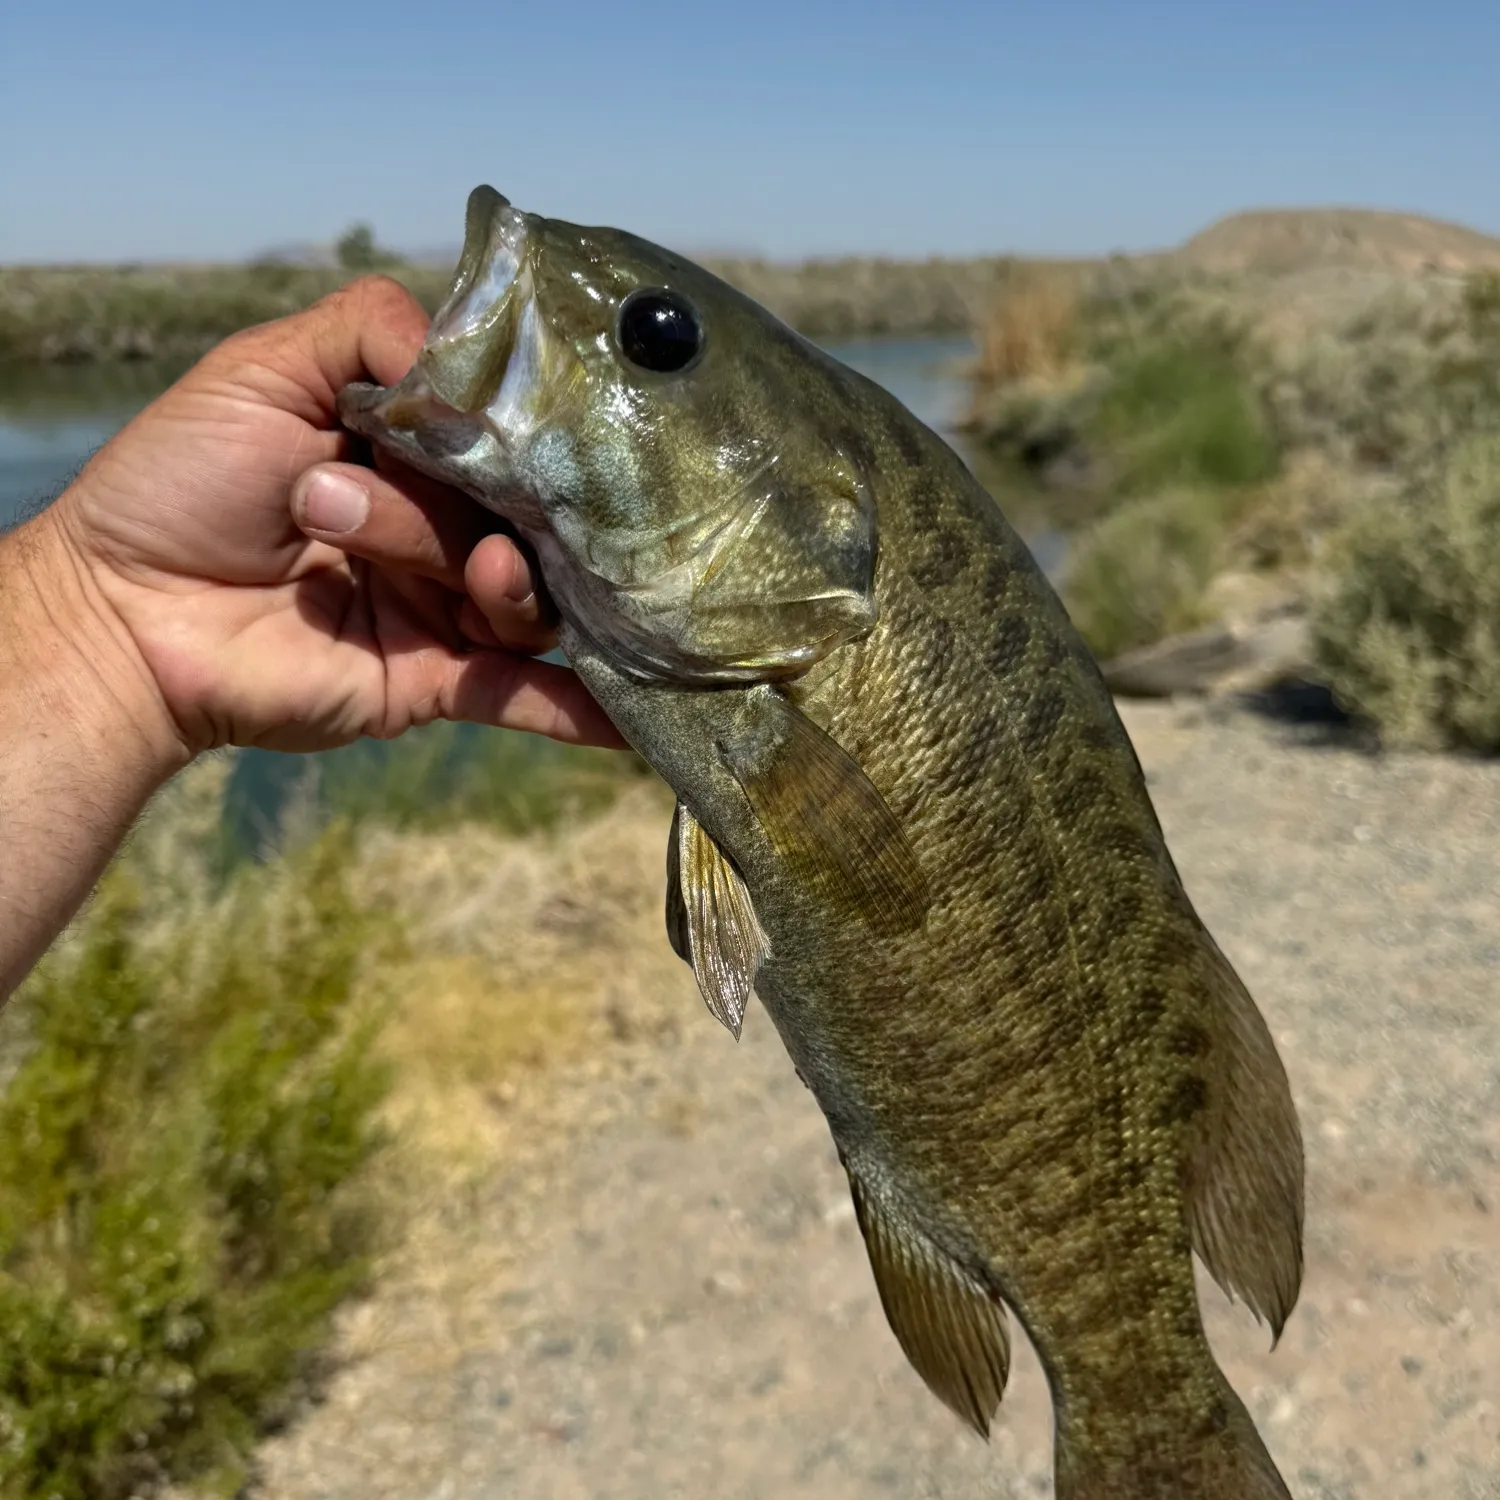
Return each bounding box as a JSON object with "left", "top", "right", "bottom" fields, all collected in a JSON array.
[{"left": 337, "top": 382, "right": 487, "bottom": 465}]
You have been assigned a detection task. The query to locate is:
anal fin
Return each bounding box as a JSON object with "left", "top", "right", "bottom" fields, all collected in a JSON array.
[
  {"left": 667, "top": 801, "right": 770, "bottom": 1040},
  {"left": 846, "top": 1166, "right": 1010, "bottom": 1438}
]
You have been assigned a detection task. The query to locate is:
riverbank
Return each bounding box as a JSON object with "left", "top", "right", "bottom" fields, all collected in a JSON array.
[
  {"left": 0, "top": 262, "right": 455, "bottom": 366},
  {"left": 0, "top": 254, "right": 1063, "bottom": 367},
  {"left": 960, "top": 257, "right": 1500, "bottom": 751},
  {"left": 232, "top": 698, "right": 1498, "bottom": 1500}
]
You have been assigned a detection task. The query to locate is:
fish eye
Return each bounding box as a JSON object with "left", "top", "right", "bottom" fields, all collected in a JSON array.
[{"left": 615, "top": 288, "right": 705, "bottom": 374}]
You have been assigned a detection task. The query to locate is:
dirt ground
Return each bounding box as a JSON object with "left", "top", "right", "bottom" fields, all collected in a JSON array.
[{"left": 250, "top": 700, "right": 1499, "bottom": 1500}]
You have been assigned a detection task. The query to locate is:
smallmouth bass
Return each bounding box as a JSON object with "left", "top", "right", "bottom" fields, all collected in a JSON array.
[{"left": 340, "top": 186, "right": 1305, "bottom": 1500}]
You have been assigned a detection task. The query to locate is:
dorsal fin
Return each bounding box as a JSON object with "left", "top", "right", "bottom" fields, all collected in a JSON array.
[{"left": 845, "top": 1164, "right": 1010, "bottom": 1437}]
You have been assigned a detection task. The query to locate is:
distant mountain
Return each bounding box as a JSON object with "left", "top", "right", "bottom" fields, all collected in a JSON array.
[{"left": 1169, "top": 208, "right": 1500, "bottom": 275}]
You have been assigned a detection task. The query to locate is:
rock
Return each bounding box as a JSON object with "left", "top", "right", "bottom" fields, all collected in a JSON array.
[
  {"left": 1101, "top": 625, "right": 1248, "bottom": 698},
  {"left": 1216, "top": 612, "right": 1317, "bottom": 693},
  {"left": 1101, "top": 612, "right": 1314, "bottom": 699}
]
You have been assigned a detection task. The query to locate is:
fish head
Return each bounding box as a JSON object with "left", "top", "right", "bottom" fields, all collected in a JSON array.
[{"left": 340, "top": 185, "right": 881, "bottom": 683}]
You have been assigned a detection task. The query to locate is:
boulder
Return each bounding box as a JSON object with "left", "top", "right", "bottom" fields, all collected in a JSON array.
[{"left": 1101, "top": 612, "right": 1314, "bottom": 698}]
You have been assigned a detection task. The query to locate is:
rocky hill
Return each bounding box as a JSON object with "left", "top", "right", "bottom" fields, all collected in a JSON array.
[{"left": 1170, "top": 206, "right": 1500, "bottom": 275}]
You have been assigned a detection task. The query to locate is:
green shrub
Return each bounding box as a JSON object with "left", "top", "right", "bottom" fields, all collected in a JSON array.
[
  {"left": 334, "top": 226, "right": 404, "bottom": 274},
  {"left": 1312, "top": 427, "right": 1500, "bottom": 749},
  {"left": 0, "top": 816, "right": 394, "bottom": 1499},
  {"left": 1260, "top": 273, "right": 1500, "bottom": 471},
  {"left": 220, "top": 727, "right": 648, "bottom": 863},
  {"left": 1063, "top": 488, "right": 1227, "bottom": 660},
  {"left": 966, "top": 267, "right": 1278, "bottom": 512},
  {"left": 1462, "top": 269, "right": 1500, "bottom": 338},
  {"left": 1082, "top": 267, "right": 1255, "bottom": 370},
  {"left": 1092, "top": 341, "right": 1278, "bottom": 493}
]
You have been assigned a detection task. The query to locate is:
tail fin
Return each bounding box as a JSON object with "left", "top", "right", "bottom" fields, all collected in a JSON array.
[{"left": 1055, "top": 1384, "right": 1291, "bottom": 1500}]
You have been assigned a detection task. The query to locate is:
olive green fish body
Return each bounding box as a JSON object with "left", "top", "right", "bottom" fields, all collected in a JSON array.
[
  {"left": 568, "top": 424, "right": 1296, "bottom": 1497},
  {"left": 341, "top": 187, "right": 1305, "bottom": 1500}
]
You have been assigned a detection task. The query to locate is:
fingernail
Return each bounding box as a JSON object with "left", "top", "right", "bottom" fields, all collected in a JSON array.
[
  {"left": 296, "top": 471, "right": 370, "bottom": 535},
  {"left": 503, "top": 560, "right": 536, "bottom": 605}
]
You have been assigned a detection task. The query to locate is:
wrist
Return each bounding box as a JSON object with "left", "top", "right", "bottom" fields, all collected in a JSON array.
[{"left": 0, "top": 503, "right": 193, "bottom": 799}]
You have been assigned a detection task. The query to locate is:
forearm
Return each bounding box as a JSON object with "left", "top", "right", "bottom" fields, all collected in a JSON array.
[{"left": 0, "top": 509, "right": 187, "bottom": 1001}]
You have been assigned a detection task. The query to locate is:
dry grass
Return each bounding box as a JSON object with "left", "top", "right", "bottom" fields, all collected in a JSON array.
[
  {"left": 347, "top": 781, "right": 685, "bottom": 1197},
  {"left": 971, "top": 270, "right": 1080, "bottom": 388},
  {"left": 277, "top": 781, "right": 701, "bottom": 1384}
]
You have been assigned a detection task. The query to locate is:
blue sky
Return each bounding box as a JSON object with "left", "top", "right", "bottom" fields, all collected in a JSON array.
[{"left": 3, "top": 0, "right": 1497, "bottom": 263}]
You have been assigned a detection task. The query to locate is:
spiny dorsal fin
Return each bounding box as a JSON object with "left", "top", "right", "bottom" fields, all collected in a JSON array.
[
  {"left": 668, "top": 802, "right": 770, "bottom": 1040},
  {"left": 846, "top": 1167, "right": 1010, "bottom": 1437},
  {"left": 1184, "top": 935, "right": 1305, "bottom": 1341},
  {"left": 722, "top": 693, "right": 929, "bottom": 937}
]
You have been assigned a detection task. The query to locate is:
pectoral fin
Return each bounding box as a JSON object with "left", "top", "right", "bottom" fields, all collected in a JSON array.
[
  {"left": 722, "top": 692, "right": 929, "bottom": 936},
  {"left": 667, "top": 802, "right": 770, "bottom": 1039},
  {"left": 847, "top": 1165, "right": 1010, "bottom": 1438}
]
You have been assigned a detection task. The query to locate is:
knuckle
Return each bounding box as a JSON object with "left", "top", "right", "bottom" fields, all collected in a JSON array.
[{"left": 336, "top": 273, "right": 414, "bottom": 318}]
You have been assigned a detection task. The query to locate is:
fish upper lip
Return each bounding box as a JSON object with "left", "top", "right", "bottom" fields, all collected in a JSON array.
[
  {"left": 345, "top": 188, "right": 534, "bottom": 429},
  {"left": 428, "top": 202, "right": 528, "bottom": 349},
  {"left": 422, "top": 191, "right": 531, "bottom": 413}
]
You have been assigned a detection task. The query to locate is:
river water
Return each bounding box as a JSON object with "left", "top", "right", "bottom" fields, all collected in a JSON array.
[
  {"left": 0, "top": 336, "right": 1001, "bottom": 531},
  {"left": 0, "top": 337, "right": 1050, "bottom": 849}
]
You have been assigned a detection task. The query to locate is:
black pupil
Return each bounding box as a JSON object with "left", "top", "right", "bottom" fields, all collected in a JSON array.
[{"left": 618, "top": 291, "right": 702, "bottom": 373}]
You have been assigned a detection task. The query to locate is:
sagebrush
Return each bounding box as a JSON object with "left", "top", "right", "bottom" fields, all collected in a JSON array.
[
  {"left": 1063, "top": 488, "right": 1227, "bottom": 660},
  {"left": 1312, "top": 427, "right": 1500, "bottom": 749},
  {"left": 0, "top": 784, "right": 394, "bottom": 1500}
]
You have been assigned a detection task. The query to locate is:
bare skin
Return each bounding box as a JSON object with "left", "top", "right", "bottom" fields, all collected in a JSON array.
[{"left": 0, "top": 275, "right": 622, "bottom": 1000}]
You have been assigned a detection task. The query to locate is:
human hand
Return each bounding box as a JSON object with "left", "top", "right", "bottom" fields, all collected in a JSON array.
[{"left": 33, "top": 274, "right": 622, "bottom": 771}]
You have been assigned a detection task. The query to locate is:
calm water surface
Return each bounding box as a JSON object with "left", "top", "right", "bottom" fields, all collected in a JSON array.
[{"left": 1, "top": 336, "right": 993, "bottom": 530}]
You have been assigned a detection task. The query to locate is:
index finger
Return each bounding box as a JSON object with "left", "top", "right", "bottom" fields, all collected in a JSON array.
[
  {"left": 215, "top": 275, "right": 433, "bottom": 424},
  {"left": 314, "top": 275, "right": 433, "bottom": 391}
]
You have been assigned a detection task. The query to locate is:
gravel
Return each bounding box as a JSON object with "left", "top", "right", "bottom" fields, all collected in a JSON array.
[{"left": 250, "top": 700, "right": 1500, "bottom": 1500}]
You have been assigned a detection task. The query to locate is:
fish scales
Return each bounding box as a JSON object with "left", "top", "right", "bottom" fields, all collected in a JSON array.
[
  {"left": 778, "top": 414, "right": 1250, "bottom": 1459},
  {"left": 340, "top": 185, "right": 1305, "bottom": 1500}
]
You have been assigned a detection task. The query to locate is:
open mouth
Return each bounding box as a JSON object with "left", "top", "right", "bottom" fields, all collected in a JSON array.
[{"left": 338, "top": 184, "right": 531, "bottom": 443}]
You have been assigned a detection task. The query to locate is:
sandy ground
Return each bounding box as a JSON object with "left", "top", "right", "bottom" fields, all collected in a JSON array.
[{"left": 250, "top": 700, "right": 1499, "bottom": 1500}]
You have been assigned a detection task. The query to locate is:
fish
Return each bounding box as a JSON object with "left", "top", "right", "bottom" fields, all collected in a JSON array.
[{"left": 339, "top": 185, "right": 1306, "bottom": 1499}]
